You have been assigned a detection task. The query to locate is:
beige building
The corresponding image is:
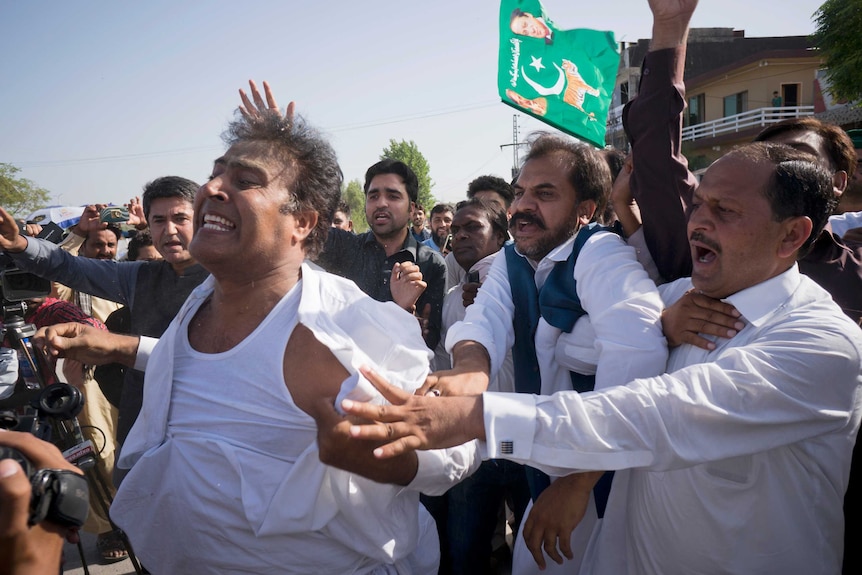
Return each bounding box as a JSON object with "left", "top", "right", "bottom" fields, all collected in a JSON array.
[{"left": 605, "top": 28, "right": 841, "bottom": 171}]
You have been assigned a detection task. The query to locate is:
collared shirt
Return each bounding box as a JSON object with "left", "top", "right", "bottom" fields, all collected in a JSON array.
[
  {"left": 315, "top": 228, "right": 446, "bottom": 348},
  {"left": 483, "top": 266, "right": 862, "bottom": 574},
  {"left": 411, "top": 226, "right": 432, "bottom": 243},
  {"left": 447, "top": 227, "right": 667, "bottom": 394},
  {"left": 447, "top": 226, "right": 667, "bottom": 569}
]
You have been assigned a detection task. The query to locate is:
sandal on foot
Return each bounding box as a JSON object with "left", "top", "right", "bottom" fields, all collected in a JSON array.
[{"left": 96, "top": 529, "right": 129, "bottom": 563}]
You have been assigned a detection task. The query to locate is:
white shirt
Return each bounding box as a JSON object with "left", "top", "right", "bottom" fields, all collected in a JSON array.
[
  {"left": 436, "top": 251, "right": 515, "bottom": 392},
  {"left": 447, "top": 228, "right": 667, "bottom": 394},
  {"left": 483, "top": 266, "right": 862, "bottom": 574},
  {"left": 115, "top": 264, "right": 478, "bottom": 574},
  {"left": 446, "top": 228, "right": 667, "bottom": 571}
]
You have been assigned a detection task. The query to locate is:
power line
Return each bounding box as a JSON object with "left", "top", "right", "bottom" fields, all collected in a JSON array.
[{"left": 10, "top": 100, "right": 504, "bottom": 168}]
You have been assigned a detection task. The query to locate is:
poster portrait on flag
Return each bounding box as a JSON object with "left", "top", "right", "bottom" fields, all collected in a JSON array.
[{"left": 498, "top": 0, "right": 620, "bottom": 147}]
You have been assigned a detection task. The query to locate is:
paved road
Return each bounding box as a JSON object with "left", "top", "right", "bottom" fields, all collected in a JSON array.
[{"left": 63, "top": 531, "right": 140, "bottom": 575}]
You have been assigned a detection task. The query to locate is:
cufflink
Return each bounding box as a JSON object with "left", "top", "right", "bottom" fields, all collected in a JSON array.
[{"left": 500, "top": 440, "right": 513, "bottom": 455}]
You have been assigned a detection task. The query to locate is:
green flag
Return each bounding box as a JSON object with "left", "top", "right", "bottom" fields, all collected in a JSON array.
[{"left": 498, "top": 0, "right": 620, "bottom": 148}]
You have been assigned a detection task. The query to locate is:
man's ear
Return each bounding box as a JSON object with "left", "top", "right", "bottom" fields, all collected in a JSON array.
[
  {"left": 832, "top": 170, "right": 848, "bottom": 195},
  {"left": 778, "top": 215, "right": 814, "bottom": 259},
  {"left": 576, "top": 200, "right": 597, "bottom": 226},
  {"left": 291, "top": 210, "right": 319, "bottom": 243}
]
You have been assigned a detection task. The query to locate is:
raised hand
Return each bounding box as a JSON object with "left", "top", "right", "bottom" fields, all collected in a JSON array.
[
  {"left": 0, "top": 206, "right": 27, "bottom": 252},
  {"left": 71, "top": 204, "right": 108, "bottom": 238},
  {"left": 389, "top": 261, "right": 426, "bottom": 313},
  {"left": 126, "top": 196, "right": 146, "bottom": 228},
  {"left": 238, "top": 79, "right": 295, "bottom": 122}
]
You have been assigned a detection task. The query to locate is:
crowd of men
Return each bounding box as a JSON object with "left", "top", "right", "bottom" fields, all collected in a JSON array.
[{"left": 1, "top": 1, "right": 861, "bottom": 574}]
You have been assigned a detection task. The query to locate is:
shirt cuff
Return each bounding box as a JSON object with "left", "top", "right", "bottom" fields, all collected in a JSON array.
[
  {"left": 483, "top": 391, "right": 538, "bottom": 461},
  {"left": 134, "top": 336, "right": 158, "bottom": 371},
  {"left": 405, "top": 442, "right": 481, "bottom": 496}
]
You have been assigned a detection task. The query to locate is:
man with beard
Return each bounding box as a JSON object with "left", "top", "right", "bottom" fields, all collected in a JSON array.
[
  {"left": 415, "top": 133, "right": 668, "bottom": 573},
  {"left": 316, "top": 158, "right": 446, "bottom": 349},
  {"left": 422, "top": 203, "right": 455, "bottom": 255}
]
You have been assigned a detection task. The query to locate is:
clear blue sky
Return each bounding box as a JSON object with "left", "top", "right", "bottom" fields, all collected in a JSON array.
[{"left": 0, "top": 0, "right": 827, "bottom": 211}]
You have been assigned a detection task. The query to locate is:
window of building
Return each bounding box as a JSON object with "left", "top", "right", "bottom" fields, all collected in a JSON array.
[
  {"left": 688, "top": 93, "right": 705, "bottom": 125},
  {"left": 723, "top": 91, "right": 748, "bottom": 117}
]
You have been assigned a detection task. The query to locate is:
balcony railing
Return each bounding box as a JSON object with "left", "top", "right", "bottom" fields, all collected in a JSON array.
[{"left": 682, "top": 106, "right": 814, "bottom": 142}]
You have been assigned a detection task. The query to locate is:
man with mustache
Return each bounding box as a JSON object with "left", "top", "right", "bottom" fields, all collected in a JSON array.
[
  {"left": 343, "top": 142, "right": 862, "bottom": 575},
  {"left": 417, "top": 133, "right": 668, "bottom": 573},
  {"left": 621, "top": 2, "right": 862, "bottom": 571},
  {"left": 315, "top": 158, "right": 446, "bottom": 349}
]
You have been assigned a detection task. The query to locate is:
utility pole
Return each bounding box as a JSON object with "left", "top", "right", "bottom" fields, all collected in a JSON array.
[{"left": 499, "top": 115, "right": 524, "bottom": 179}]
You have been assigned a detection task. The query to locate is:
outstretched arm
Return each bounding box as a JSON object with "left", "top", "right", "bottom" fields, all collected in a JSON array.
[{"left": 34, "top": 323, "right": 141, "bottom": 367}]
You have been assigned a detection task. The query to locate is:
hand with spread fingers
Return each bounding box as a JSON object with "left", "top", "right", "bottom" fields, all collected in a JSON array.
[
  {"left": 126, "top": 196, "right": 146, "bottom": 229},
  {"left": 341, "top": 366, "right": 485, "bottom": 458},
  {"left": 238, "top": 79, "right": 295, "bottom": 122},
  {"left": 661, "top": 289, "right": 744, "bottom": 349},
  {"left": 71, "top": 204, "right": 108, "bottom": 238}
]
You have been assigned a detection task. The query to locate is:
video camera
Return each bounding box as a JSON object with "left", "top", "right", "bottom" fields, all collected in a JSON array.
[
  {"left": 0, "top": 219, "right": 64, "bottom": 303},
  {"left": 0, "top": 219, "right": 90, "bottom": 529},
  {"left": 0, "top": 444, "right": 90, "bottom": 528}
]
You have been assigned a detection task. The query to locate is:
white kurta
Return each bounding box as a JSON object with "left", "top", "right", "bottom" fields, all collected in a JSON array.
[
  {"left": 113, "top": 264, "right": 478, "bottom": 574},
  {"left": 484, "top": 266, "right": 862, "bottom": 574}
]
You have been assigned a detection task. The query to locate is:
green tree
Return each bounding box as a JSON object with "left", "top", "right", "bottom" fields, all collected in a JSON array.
[
  {"left": 813, "top": 0, "right": 862, "bottom": 104},
  {"left": 343, "top": 178, "right": 368, "bottom": 233},
  {"left": 380, "top": 139, "right": 436, "bottom": 210},
  {"left": 0, "top": 163, "right": 51, "bottom": 217}
]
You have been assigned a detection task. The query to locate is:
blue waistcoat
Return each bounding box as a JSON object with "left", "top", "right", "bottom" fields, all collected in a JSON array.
[{"left": 504, "top": 223, "right": 613, "bottom": 515}]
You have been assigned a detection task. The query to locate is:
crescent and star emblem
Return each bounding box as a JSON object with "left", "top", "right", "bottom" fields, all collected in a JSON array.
[{"left": 520, "top": 62, "right": 565, "bottom": 96}]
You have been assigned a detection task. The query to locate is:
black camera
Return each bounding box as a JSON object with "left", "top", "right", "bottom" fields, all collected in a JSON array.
[
  {"left": 0, "top": 267, "right": 51, "bottom": 302},
  {"left": 0, "top": 446, "right": 89, "bottom": 528}
]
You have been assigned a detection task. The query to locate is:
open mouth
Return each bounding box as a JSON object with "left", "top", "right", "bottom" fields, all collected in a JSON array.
[
  {"left": 202, "top": 214, "right": 235, "bottom": 232},
  {"left": 694, "top": 245, "right": 717, "bottom": 264}
]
